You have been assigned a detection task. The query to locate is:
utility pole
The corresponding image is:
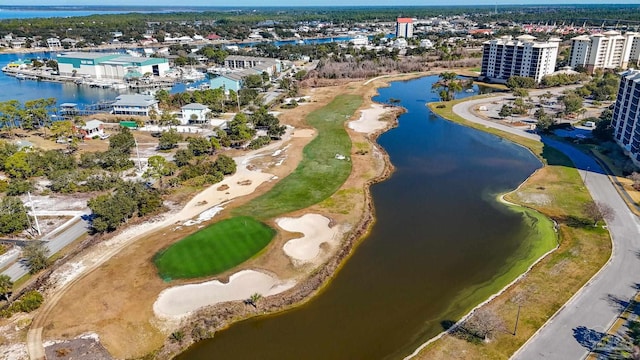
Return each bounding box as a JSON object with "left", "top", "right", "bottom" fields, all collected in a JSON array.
[
  {"left": 583, "top": 166, "right": 590, "bottom": 183},
  {"left": 135, "top": 139, "right": 142, "bottom": 171},
  {"left": 513, "top": 304, "right": 521, "bottom": 336},
  {"left": 27, "top": 191, "right": 41, "bottom": 236}
]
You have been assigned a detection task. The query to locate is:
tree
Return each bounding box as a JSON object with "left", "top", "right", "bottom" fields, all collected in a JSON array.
[
  {"left": 536, "top": 116, "right": 556, "bottom": 134},
  {"left": 173, "top": 149, "right": 193, "bottom": 167},
  {"left": 0, "top": 196, "right": 31, "bottom": 235},
  {"left": 0, "top": 274, "right": 13, "bottom": 301},
  {"left": 109, "top": 127, "right": 135, "bottom": 155},
  {"left": 144, "top": 155, "right": 176, "bottom": 188},
  {"left": 461, "top": 308, "right": 506, "bottom": 341},
  {"left": 23, "top": 242, "right": 49, "bottom": 274},
  {"left": 498, "top": 105, "right": 513, "bottom": 119},
  {"left": 431, "top": 72, "right": 464, "bottom": 101},
  {"left": 506, "top": 76, "right": 536, "bottom": 89},
  {"left": 583, "top": 201, "right": 615, "bottom": 226},
  {"left": 187, "top": 136, "right": 212, "bottom": 156},
  {"left": 158, "top": 129, "right": 182, "bottom": 150},
  {"left": 512, "top": 88, "right": 529, "bottom": 98},
  {"left": 562, "top": 93, "right": 583, "bottom": 114}
]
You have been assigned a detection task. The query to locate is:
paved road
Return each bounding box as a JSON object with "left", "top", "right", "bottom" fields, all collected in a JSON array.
[
  {"left": 1, "top": 217, "right": 89, "bottom": 282},
  {"left": 452, "top": 98, "right": 640, "bottom": 360}
]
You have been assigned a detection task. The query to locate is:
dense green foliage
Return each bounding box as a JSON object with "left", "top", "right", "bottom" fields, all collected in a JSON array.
[
  {"left": 23, "top": 241, "right": 49, "bottom": 274},
  {"left": 0, "top": 196, "right": 31, "bottom": 235},
  {"left": 0, "top": 290, "right": 44, "bottom": 317},
  {"left": 87, "top": 182, "right": 163, "bottom": 233},
  {"left": 154, "top": 216, "right": 275, "bottom": 279},
  {"left": 0, "top": 274, "right": 12, "bottom": 301}
]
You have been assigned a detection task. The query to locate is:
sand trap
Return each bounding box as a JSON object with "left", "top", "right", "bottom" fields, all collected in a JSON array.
[
  {"left": 348, "top": 103, "right": 389, "bottom": 134},
  {"left": 153, "top": 270, "right": 296, "bottom": 319},
  {"left": 292, "top": 129, "right": 315, "bottom": 138},
  {"left": 175, "top": 129, "right": 294, "bottom": 223},
  {"left": 278, "top": 214, "right": 341, "bottom": 263}
]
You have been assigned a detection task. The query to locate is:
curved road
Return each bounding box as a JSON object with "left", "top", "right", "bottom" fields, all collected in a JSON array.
[{"left": 453, "top": 98, "right": 640, "bottom": 359}]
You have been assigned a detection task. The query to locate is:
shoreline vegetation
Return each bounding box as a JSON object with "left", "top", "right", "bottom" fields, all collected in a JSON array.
[{"left": 408, "top": 100, "right": 611, "bottom": 359}]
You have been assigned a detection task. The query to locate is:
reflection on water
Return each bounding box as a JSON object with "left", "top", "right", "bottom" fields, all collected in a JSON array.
[{"left": 177, "top": 76, "right": 538, "bottom": 360}]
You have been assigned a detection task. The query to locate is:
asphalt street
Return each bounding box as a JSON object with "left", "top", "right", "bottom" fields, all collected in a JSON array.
[
  {"left": 452, "top": 99, "right": 640, "bottom": 360},
  {"left": 2, "top": 217, "right": 89, "bottom": 282}
]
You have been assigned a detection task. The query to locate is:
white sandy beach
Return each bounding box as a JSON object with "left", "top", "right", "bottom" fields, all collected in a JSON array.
[
  {"left": 153, "top": 270, "right": 296, "bottom": 319},
  {"left": 279, "top": 214, "right": 342, "bottom": 263},
  {"left": 348, "top": 103, "right": 390, "bottom": 134}
]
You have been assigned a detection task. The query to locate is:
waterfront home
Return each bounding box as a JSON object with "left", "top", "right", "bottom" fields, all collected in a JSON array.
[
  {"left": 57, "top": 52, "right": 170, "bottom": 80},
  {"left": 46, "top": 38, "right": 62, "bottom": 48},
  {"left": 112, "top": 94, "right": 159, "bottom": 117},
  {"left": 79, "top": 120, "right": 105, "bottom": 139},
  {"left": 181, "top": 103, "right": 211, "bottom": 125},
  {"left": 210, "top": 73, "right": 244, "bottom": 93}
]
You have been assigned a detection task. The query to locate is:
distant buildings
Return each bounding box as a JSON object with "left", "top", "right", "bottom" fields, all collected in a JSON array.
[
  {"left": 223, "top": 55, "right": 281, "bottom": 77},
  {"left": 396, "top": 18, "right": 414, "bottom": 39},
  {"left": 612, "top": 69, "right": 640, "bottom": 166},
  {"left": 569, "top": 31, "right": 640, "bottom": 73},
  {"left": 480, "top": 35, "right": 560, "bottom": 83},
  {"left": 57, "top": 52, "right": 170, "bottom": 80}
]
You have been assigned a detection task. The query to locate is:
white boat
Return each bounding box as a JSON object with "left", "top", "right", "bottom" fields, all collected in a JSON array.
[
  {"left": 181, "top": 68, "right": 205, "bottom": 81},
  {"left": 112, "top": 83, "right": 128, "bottom": 90},
  {"left": 465, "top": 88, "right": 475, "bottom": 93},
  {"left": 15, "top": 73, "right": 26, "bottom": 80}
]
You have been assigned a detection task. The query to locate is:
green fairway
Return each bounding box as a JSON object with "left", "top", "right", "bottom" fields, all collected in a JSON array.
[
  {"left": 232, "top": 94, "right": 363, "bottom": 219},
  {"left": 155, "top": 94, "right": 363, "bottom": 279},
  {"left": 154, "top": 217, "right": 276, "bottom": 280}
]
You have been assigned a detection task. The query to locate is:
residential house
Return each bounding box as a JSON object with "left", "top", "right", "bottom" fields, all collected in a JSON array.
[
  {"left": 181, "top": 103, "right": 211, "bottom": 124},
  {"left": 46, "top": 38, "right": 62, "bottom": 48},
  {"left": 112, "top": 94, "right": 159, "bottom": 116},
  {"left": 209, "top": 73, "right": 244, "bottom": 93},
  {"left": 79, "top": 120, "right": 105, "bottom": 139}
]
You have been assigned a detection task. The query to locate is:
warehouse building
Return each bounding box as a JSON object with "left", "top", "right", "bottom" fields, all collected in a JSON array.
[{"left": 57, "top": 52, "right": 170, "bottom": 80}]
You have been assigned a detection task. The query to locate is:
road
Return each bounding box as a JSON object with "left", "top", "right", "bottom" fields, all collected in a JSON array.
[
  {"left": 452, "top": 98, "right": 640, "bottom": 359},
  {"left": 1, "top": 216, "right": 89, "bottom": 282}
]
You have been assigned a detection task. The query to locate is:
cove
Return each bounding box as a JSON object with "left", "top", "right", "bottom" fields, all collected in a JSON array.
[{"left": 177, "top": 76, "right": 550, "bottom": 360}]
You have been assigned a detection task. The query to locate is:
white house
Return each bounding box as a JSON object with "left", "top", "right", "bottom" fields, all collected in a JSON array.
[
  {"left": 46, "top": 38, "right": 62, "bottom": 48},
  {"left": 79, "top": 119, "right": 105, "bottom": 139},
  {"left": 181, "top": 103, "right": 211, "bottom": 125}
]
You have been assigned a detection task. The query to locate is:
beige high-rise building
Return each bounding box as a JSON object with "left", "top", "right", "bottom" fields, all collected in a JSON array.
[
  {"left": 569, "top": 31, "right": 640, "bottom": 72},
  {"left": 480, "top": 35, "right": 560, "bottom": 83}
]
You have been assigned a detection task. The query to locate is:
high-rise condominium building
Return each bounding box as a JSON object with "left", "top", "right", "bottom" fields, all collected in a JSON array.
[
  {"left": 569, "top": 31, "right": 640, "bottom": 73},
  {"left": 480, "top": 35, "right": 560, "bottom": 83},
  {"left": 612, "top": 69, "right": 640, "bottom": 166},
  {"left": 396, "top": 18, "right": 414, "bottom": 38}
]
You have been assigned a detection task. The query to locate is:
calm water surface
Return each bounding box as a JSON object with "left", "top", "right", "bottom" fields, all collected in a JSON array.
[{"left": 177, "top": 76, "right": 541, "bottom": 360}]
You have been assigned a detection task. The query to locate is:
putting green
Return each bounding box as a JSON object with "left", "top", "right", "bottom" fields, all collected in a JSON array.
[{"left": 154, "top": 217, "right": 275, "bottom": 280}]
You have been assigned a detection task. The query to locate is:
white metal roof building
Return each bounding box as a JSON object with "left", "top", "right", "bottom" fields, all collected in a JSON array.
[
  {"left": 112, "top": 94, "right": 159, "bottom": 116},
  {"left": 57, "top": 52, "right": 170, "bottom": 80}
]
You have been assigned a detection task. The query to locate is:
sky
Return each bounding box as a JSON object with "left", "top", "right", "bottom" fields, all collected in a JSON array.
[{"left": 3, "top": 0, "right": 640, "bottom": 6}]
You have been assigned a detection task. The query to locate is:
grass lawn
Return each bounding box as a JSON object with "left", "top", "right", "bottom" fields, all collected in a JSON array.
[
  {"left": 416, "top": 100, "right": 612, "bottom": 359},
  {"left": 155, "top": 94, "right": 363, "bottom": 279},
  {"left": 154, "top": 217, "right": 275, "bottom": 280},
  {"left": 233, "top": 94, "right": 363, "bottom": 220}
]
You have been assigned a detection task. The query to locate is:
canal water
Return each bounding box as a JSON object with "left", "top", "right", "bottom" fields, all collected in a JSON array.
[{"left": 176, "top": 76, "right": 542, "bottom": 360}]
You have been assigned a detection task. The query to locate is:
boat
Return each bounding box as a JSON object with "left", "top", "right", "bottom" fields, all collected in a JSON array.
[
  {"left": 465, "top": 88, "right": 475, "bottom": 93},
  {"left": 15, "top": 73, "right": 26, "bottom": 80},
  {"left": 186, "top": 86, "right": 198, "bottom": 92},
  {"left": 112, "top": 83, "right": 128, "bottom": 90},
  {"left": 181, "top": 68, "right": 206, "bottom": 81}
]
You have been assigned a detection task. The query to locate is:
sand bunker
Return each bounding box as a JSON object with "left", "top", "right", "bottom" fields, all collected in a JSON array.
[
  {"left": 348, "top": 103, "right": 389, "bottom": 134},
  {"left": 292, "top": 129, "right": 315, "bottom": 138},
  {"left": 153, "top": 270, "right": 295, "bottom": 319},
  {"left": 278, "top": 214, "right": 341, "bottom": 263}
]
